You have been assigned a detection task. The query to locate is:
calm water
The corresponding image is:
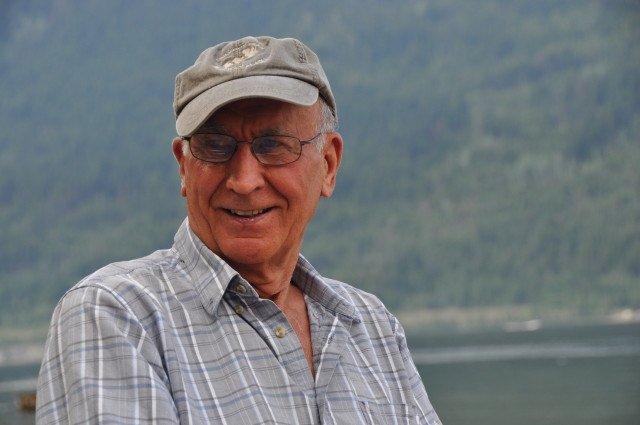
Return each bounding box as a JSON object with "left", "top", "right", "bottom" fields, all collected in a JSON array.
[
  {"left": 1, "top": 322, "right": 638, "bottom": 424},
  {"left": 0, "top": 363, "right": 39, "bottom": 425},
  {"left": 413, "top": 322, "right": 640, "bottom": 425}
]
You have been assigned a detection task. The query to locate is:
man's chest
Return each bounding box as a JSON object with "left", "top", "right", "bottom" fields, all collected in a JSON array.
[{"left": 157, "top": 296, "right": 415, "bottom": 424}]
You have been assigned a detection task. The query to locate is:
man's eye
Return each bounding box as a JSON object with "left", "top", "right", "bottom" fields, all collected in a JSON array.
[
  {"left": 254, "top": 137, "right": 284, "bottom": 154},
  {"left": 202, "top": 137, "right": 234, "bottom": 152}
]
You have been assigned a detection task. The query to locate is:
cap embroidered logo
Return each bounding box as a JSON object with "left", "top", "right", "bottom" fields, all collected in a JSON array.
[{"left": 221, "top": 42, "right": 264, "bottom": 69}]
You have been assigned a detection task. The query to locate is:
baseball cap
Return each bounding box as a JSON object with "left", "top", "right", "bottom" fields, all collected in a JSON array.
[{"left": 173, "top": 36, "right": 336, "bottom": 136}]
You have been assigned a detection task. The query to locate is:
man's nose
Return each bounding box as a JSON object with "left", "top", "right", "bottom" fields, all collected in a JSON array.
[{"left": 225, "top": 143, "right": 266, "bottom": 194}]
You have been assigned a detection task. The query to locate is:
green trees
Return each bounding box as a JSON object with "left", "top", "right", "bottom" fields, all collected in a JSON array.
[{"left": 1, "top": 0, "right": 638, "bottom": 327}]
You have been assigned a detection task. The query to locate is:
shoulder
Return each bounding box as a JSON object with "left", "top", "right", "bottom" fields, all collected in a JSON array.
[
  {"left": 321, "top": 276, "right": 402, "bottom": 334},
  {"left": 54, "top": 248, "right": 178, "bottom": 320},
  {"left": 323, "top": 277, "right": 386, "bottom": 309}
]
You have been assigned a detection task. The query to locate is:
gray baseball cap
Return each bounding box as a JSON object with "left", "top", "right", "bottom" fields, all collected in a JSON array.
[{"left": 173, "top": 36, "right": 336, "bottom": 136}]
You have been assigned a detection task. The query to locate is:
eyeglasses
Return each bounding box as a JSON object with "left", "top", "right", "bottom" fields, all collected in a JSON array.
[{"left": 182, "top": 132, "right": 323, "bottom": 165}]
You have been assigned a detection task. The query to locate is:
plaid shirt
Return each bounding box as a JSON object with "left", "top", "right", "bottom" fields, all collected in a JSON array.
[{"left": 36, "top": 219, "right": 441, "bottom": 424}]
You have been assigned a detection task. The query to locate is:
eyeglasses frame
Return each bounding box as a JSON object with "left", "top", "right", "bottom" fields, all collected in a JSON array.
[{"left": 181, "top": 132, "right": 324, "bottom": 166}]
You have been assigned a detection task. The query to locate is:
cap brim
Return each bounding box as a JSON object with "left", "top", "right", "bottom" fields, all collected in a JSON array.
[{"left": 175, "top": 75, "right": 319, "bottom": 136}]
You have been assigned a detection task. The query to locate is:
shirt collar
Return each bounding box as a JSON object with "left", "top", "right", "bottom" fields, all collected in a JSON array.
[
  {"left": 172, "top": 218, "right": 239, "bottom": 316},
  {"left": 172, "top": 217, "right": 360, "bottom": 322},
  {"left": 293, "top": 255, "right": 360, "bottom": 323}
]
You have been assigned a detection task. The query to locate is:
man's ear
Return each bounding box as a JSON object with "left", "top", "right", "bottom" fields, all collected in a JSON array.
[
  {"left": 320, "top": 132, "right": 343, "bottom": 198},
  {"left": 172, "top": 137, "right": 187, "bottom": 197}
]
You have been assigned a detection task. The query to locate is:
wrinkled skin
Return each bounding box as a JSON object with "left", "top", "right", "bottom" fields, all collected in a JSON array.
[{"left": 172, "top": 98, "right": 343, "bottom": 295}]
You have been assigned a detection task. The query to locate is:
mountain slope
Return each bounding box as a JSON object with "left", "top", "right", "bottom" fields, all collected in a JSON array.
[{"left": 1, "top": 0, "right": 638, "bottom": 326}]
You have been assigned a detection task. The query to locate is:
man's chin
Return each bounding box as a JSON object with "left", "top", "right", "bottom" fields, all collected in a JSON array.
[{"left": 217, "top": 239, "right": 277, "bottom": 268}]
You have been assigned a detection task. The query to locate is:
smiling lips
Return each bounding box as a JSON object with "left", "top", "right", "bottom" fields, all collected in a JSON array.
[{"left": 225, "top": 208, "right": 273, "bottom": 218}]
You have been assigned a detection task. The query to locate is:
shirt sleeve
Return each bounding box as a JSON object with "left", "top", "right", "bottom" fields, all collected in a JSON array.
[
  {"left": 389, "top": 312, "right": 443, "bottom": 425},
  {"left": 36, "top": 284, "right": 179, "bottom": 424}
]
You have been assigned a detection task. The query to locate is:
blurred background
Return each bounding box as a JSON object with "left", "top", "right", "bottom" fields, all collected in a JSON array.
[{"left": 0, "top": 0, "right": 638, "bottom": 424}]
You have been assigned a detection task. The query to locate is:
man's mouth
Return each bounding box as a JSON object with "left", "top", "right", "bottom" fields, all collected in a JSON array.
[{"left": 225, "top": 208, "right": 273, "bottom": 218}]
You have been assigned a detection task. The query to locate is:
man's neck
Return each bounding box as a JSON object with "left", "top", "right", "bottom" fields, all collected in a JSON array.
[{"left": 229, "top": 255, "right": 300, "bottom": 308}]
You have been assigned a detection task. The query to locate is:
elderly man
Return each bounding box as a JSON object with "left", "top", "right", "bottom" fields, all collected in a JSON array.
[{"left": 36, "top": 36, "right": 441, "bottom": 424}]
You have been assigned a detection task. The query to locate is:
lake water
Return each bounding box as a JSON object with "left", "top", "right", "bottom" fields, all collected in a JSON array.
[
  {"left": 413, "top": 322, "right": 640, "bottom": 425},
  {"left": 1, "top": 322, "right": 638, "bottom": 424}
]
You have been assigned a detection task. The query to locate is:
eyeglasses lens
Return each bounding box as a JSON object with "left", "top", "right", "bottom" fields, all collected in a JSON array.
[
  {"left": 190, "top": 134, "right": 235, "bottom": 162},
  {"left": 190, "top": 134, "right": 302, "bottom": 165},
  {"left": 253, "top": 136, "right": 301, "bottom": 165}
]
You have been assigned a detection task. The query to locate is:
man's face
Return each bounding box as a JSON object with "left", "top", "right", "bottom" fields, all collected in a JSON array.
[{"left": 172, "top": 98, "right": 342, "bottom": 272}]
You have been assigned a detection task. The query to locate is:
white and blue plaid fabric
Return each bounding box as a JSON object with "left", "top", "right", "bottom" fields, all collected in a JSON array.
[{"left": 36, "top": 218, "right": 441, "bottom": 424}]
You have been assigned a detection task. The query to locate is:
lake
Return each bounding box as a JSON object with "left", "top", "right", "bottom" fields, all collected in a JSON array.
[
  {"left": 1, "top": 322, "right": 638, "bottom": 424},
  {"left": 413, "top": 322, "right": 640, "bottom": 425}
]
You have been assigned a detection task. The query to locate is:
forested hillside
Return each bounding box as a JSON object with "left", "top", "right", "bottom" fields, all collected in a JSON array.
[{"left": 1, "top": 0, "right": 638, "bottom": 328}]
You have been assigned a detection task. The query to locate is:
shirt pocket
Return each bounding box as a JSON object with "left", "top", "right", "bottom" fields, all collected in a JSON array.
[{"left": 359, "top": 400, "right": 417, "bottom": 425}]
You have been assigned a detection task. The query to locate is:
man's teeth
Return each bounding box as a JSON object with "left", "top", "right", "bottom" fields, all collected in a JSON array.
[{"left": 229, "top": 208, "right": 267, "bottom": 217}]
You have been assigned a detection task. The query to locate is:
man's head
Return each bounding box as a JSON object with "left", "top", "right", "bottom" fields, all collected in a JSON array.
[{"left": 171, "top": 37, "right": 342, "bottom": 274}]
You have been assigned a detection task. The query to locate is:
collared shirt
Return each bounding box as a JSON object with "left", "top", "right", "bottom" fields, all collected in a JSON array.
[{"left": 36, "top": 219, "right": 441, "bottom": 424}]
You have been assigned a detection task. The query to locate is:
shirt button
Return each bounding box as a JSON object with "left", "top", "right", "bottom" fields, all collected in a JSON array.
[
  {"left": 235, "top": 284, "right": 247, "bottom": 294},
  {"left": 233, "top": 305, "right": 244, "bottom": 315},
  {"left": 274, "top": 325, "right": 286, "bottom": 338}
]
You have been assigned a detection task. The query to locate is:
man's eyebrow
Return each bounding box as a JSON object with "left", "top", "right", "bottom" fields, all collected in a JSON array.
[
  {"left": 261, "top": 127, "right": 286, "bottom": 135},
  {"left": 197, "top": 121, "right": 228, "bottom": 133},
  {"left": 196, "top": 123, "right": 288, "bottom": 136}
]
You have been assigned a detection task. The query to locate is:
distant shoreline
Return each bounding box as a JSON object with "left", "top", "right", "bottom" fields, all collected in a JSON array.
[
  {"left": 0, "top": 343, "right": 43, "bottom": 369},
  {"left": 397, "top": 306, "right": 640, "bottom": 336},
  {"left": 2, "top": 306, "right": 639, "bottom": 368}
]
